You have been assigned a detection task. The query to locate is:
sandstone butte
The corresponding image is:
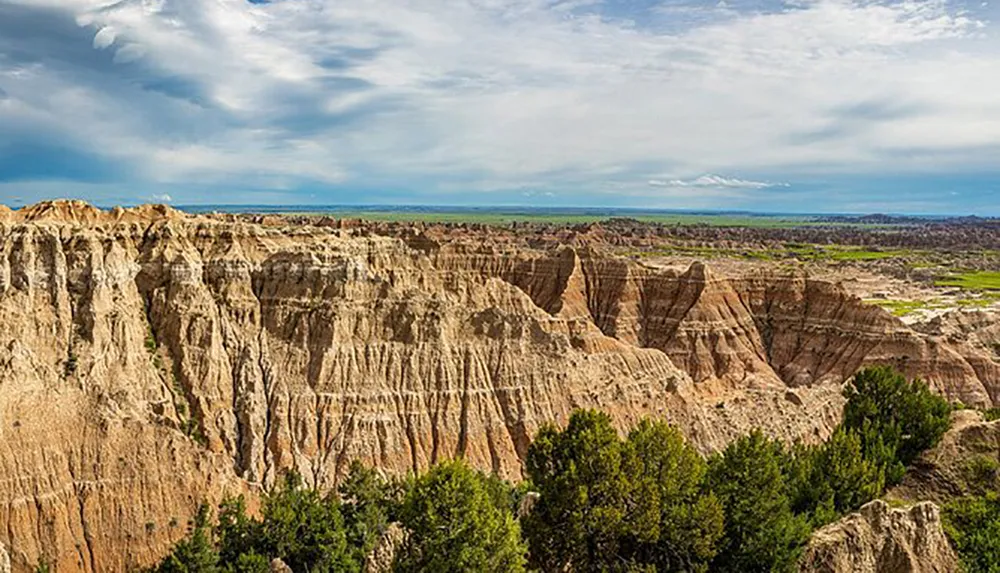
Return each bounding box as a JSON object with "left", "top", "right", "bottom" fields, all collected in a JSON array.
[{"left": 0, "top": 200, "right": 997, "bottom": 571}]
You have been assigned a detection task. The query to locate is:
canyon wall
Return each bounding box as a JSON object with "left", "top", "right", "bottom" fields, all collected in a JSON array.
[{"left": 0, "top": 202, "right": 996, "bottom": 571}]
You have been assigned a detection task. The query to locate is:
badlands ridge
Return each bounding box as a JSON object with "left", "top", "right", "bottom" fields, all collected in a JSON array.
[{"left": 0, "top": 201, "right": 997, "bottom": 571}]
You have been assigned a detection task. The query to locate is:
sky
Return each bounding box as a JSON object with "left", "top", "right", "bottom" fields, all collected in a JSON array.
[{"left": 0, "top": 0, "right": 998, "bottom": 214}]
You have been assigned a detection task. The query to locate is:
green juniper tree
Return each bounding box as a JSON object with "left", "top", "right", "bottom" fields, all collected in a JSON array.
[
  {"left": 708, "top": 431, "right": 811, "bottom": 573},
  {"left": 789, "top": 427, "right": 884, "bottom": 525},
  {"left": 841, "top": 365, "right": 951, "bottom": 485},
  {"left": 523, "top": 409, "right": 647, "bottom": 572},
  {"left": 524, "top": 410, "right": 724, "bottom": 573},
  {"left": 148, "top": 505, "right": 220, "bottom": 573},
  {"left": 394, "top": 459, "right": 527, "bottom": 573},
  {"left": 622, "top": 419, "right": 724, "bottom": 573},
  {"left": 338, "top": 461, "right": 397, "bottom": 565},
  {"left": 254, "top": 472, "right": 356, "bottom": 573}
]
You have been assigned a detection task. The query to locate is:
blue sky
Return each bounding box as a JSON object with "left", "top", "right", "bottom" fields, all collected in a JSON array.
[{"left": 0, "top": 0, "right": 998, "bottom": 214}]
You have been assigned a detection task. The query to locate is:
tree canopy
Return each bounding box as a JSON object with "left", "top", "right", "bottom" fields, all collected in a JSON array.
[
  {"left": 394, "top": 459, "right": 527, "bottom": 573},
  {"left": 708, "top": 431, "right": 811, "bottom": 573},
  {"left": 841, "top": 365, "right": 951, "bottom": 485},
  {"left": 524, "top": 410, "right": 723, "bottom": 572}
]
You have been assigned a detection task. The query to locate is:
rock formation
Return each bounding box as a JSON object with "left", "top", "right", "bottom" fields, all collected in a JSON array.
[
  {"left": 799, "top": 500, "right": 960, "bottom": 573},
  {"left": 0, "top": 201, "right": 997, "bottom": 571},
  {"left": 364, "top": 523, "right": 404, "bottom": 573}
]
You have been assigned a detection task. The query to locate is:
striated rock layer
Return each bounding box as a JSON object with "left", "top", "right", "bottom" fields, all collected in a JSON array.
[{"left": 0, "top": 201, "right": 997, "bottom": 571}]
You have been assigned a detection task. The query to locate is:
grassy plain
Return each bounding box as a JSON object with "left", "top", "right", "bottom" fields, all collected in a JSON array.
[
  {"left": 866, "top": 299, "right": 932, "bottom": 317},
  {"left": 321, "top": 211, "right": 829, "bottom": 227},
  {"left": 935, "top": 272, "right": 1000, "bottom": 291},
  {"left": 635, "top": 243, "right": 916, "bottom": 263},
  {"left": 232, "top": 207, "right": 903, "bottom": 229}
]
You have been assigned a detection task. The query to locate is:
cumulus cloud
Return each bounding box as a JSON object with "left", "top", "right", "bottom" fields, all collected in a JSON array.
[
  {"left": 151, "top": 193, "right": 172, "bottom": 203},
  {"left": 0, "top": 0, "right": 996, "bottom": 209},
  {"left": 649, "top": 175, "right": 789, "bottom": 189},
  {"left": 92, "top": 26, "right": 115, "bottom": 50}
]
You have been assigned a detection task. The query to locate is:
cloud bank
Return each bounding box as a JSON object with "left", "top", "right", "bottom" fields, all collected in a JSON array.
[{"left": 0, "top": 0, "right": 997, "bottom": 212}]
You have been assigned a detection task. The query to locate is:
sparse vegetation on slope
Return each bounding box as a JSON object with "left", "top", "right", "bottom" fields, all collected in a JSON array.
[{"left": 943, "top": 493, "right": 1000, "bottom": 573}]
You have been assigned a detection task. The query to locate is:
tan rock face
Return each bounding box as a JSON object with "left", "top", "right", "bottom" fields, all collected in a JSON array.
[
  {"left": 364, "top": 523, "right": 403, "bottom": 573},
  {"left": 0, "top": 202, "right": 996, "bottom": 571},
  {"left": 799, "top": 500, "right": 960, "bottom": 573}
]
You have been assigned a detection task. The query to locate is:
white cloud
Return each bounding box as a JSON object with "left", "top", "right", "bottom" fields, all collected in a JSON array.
[
  {"left": 92, "top": 26, "right": 115, "bottom": 50},
  {"left": 0, "top": 0, "right": 997, "bottom": 205},
  {"left": 151, "top": 193, "right": 172, "bottom": 203},
  {"left": 649, "top": 175, "right": 789, "bottom": 189}
]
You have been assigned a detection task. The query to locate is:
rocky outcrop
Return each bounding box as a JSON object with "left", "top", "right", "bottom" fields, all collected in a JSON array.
[
  {"left": 799, "top": 500, "right": 960, "bottom": 573},
  {"left": 364, "top": 523, "right": 404, "bottom": 573},
  {"left": 0, "top": 201, "right": 997, "bottom": 571},
  {"left": 269, "top": 558, "right": 292, "bottom": 573}
]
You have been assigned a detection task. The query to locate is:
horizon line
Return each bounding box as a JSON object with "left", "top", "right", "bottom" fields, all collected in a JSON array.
[{"left": 2, "top": 199, "right": 995, "bottom": 220}]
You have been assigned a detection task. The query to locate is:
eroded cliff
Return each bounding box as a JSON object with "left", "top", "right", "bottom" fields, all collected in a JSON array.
[{"left": 0, "top": 201, "right": 996, "bottom": 571}]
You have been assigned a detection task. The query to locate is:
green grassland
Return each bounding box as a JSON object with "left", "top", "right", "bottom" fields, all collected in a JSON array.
[
  {"left": 270, "top": 208, "right": 902, "bottom": 228},
  {"left": 955, "top": 294, "right": 1000, "bottom": 307},
  {"left": 866, "top": 299, "right": 933, "bottom": 317},
  {"left": 856, "top": 271, "right": 1000, "bottom": 317},
  {"left": 869, "top": 298, "right": 970, "bottom": 316},
  {"left": 827, "top": 249, "right": 900, "bottom": 261},
  {"left": 633, "top": 243, "right": 917, "bottom": 263},
  {"left": 935, "top": 271, "right": 1000, "bottom": 291},
  {"left": 865, "top": 292, "right": 1000, "bottom": 317},
  {"left": 320, "top": 211, "right": 827, "bottom": 227}
]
